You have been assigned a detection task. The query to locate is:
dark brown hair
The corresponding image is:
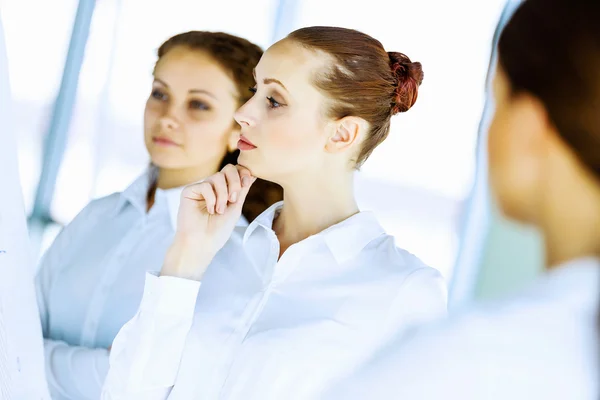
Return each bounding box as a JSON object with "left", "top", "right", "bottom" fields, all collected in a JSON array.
[
  {"left": 498, "top": 1, "right": 600, "bottom": 177},
  {"left": 158, "top": 31, "right": 262, "bottom": 106},
  {"left": 287, "top": 26, "right": 423, "bottom": 167},
  {"left": 154, "top": 31, "right": 283, "bottom": 221},
  {"left": 498, "top": 0, "right": 600, "bottom": 357}
]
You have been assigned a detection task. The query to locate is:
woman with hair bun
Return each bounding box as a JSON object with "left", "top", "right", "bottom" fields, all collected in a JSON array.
[{"left": 102, "top": 26, "right": 447, "bottom": 400}]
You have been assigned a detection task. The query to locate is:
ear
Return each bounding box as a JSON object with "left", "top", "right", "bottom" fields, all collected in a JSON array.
[
  {"left": 325, "top": 116, "right": 365, "bottom": 154},
  {"left": 511, "top": 93, "right": 551, "bottom": 160},
  {"left": 227, "top": 124, "right": 241, "bottom": 153},
  {"left": 494, "top": 92, "right": 555, "bottom": 223}
]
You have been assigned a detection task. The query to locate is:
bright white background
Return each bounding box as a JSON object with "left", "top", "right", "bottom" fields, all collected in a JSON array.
[{"left": 1, "top": 0, "right": 506, "bottom": 277}]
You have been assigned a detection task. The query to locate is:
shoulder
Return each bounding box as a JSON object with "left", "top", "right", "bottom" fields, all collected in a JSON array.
[
  {"left": 366, "top": 235, "right": 445, "bottom": 288},
  {"left": 410, "top": 273, "right": 595, "bottom": 356},
  {"left": 359, "top": 237, "right": 448, "bottom": 324},
  {"left": 85, "top": 192, "right": 122, "bottom": 213},
  {"left": 442, "top": 266, "right": 599, "bottom": 347},
  {"left": 67, "top": 192, "right": 122, "bottom": 219},
  {"left": 62, "top": 192, "right": 122, "bottom": 230},
  {"left": 340, "top": 280, "right": 596, "bottom": 399},
  {"left": 37, "top": 192, "right": 124, "bottom": 276},
  {"left": 50, "top": 192, "right": 125, "bottom": 247}
]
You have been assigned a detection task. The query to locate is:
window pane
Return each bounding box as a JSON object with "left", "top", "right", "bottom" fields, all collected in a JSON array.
[
  {"left": 50, "top": 0, "right": 278, "bottom": 224},
  {"left": 2, "top": 0, "right": 79, "bottom": 214}
]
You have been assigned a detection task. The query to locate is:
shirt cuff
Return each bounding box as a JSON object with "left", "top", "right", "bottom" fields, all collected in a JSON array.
[{"left": 140, "top": 272, "right": 201, "bottom": 317}]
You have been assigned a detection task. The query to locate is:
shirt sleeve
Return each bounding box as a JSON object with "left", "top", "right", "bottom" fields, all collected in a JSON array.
[
  {"left": 43, "top": 339, "right": 110, "bottom": 399},
  {"left": 101, "top": 272, "right": 201, "bottom": 400}
]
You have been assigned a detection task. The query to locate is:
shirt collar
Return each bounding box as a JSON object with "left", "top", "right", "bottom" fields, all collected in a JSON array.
[
  {"left": 114, "top": 169, "right": 248, "bottom": 231},
  {"left": 159, "top": 186, "right": 186, "bottom": 231},
  {"left": 321, "top": 210, "right": 386, "bottom": 264},
  {"left": 113, "top": 170, "right": 151, "bottom": 217},
  {"left": 243, "top": 201, "right": 386, "bottom": 265},
  {"left": 243, "top": 201, "right": 283, "bottom": 242},
  {"left": 112, "top": 169, "right": 186, "bottom": 231}
]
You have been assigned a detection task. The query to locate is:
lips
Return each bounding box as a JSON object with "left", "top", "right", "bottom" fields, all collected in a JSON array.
[
  {"left": 152, "top": 137, "right": 179, "bottom": 147},
  {"left": 237, "top": 135, "right": 257, "bottom": 151}
]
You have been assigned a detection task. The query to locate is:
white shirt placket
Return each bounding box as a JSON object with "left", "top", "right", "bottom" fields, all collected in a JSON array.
[{"left": 217, "top": 231, "right": 312, "bottom": 397}]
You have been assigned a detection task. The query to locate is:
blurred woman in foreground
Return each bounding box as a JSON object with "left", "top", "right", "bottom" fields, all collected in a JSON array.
[{"left": 325, "top": 0, "right": 600, "bottom": 398}]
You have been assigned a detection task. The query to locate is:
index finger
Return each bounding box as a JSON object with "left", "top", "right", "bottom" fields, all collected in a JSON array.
[{"left": 236, "top": 165, "right": 255, "bottom": 187}]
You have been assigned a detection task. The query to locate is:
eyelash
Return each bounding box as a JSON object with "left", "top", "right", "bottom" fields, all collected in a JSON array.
[
  {"left": 189, "top": 100, "right": 209, "bottom": 111},
  {"left": 151, "top": 89, "right": 167, "bottom": 101},
  {"left": 151, "top": 89, "right": 209, "bottom": 111},
  {"left": 249, "top": 87, "right": 283, "bottom": 109}
]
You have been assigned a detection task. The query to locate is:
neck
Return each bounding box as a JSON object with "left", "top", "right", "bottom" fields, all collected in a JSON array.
[
  {"left": 146, "top": 159, "right": 223, "bottom": 211},
  {"left": 156, "top": 163, "right": 219, "bottom": 189},
  {"left": 541, "top": 170, "right": 600, "bottom": 269},
  {"left": 273, "top": 171, "right": 359, "bottom": 256}
]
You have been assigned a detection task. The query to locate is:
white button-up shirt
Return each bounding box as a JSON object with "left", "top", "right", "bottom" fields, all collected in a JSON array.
[
  {"left": 1, "top": 12, "right": 51, "bottom": 399},
  {"left": 101, "top": 201, "right": 448, "bottom": 400},
  {"left": 35, "top": 171, "right": 186, "bottom": 400},
  {"left": 325, "top": 257, "right": 600, "bottom": 400}
]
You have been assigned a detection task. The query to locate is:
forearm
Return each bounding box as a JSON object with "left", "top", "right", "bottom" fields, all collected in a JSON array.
[
  {"left": 160, "top": 235, "right": 215, "bottom": 281},
  {"left": 101, "top": 273, "right": 200, "bottom": 399}
]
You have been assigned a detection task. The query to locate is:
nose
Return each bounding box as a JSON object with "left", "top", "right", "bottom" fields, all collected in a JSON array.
[
  {"left": 159, "top": 115, "right": 179, "bottom": 131},
  {"left": 234, "top": 102, "right": 256, "bottom": 129}
]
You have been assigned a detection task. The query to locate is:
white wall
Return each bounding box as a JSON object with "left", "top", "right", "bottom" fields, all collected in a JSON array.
[{"left": 0, "top": 10, "right": 50, "bottom": 399}]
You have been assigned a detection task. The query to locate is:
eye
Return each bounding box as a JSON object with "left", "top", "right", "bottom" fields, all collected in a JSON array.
[
  {"left": 151, "top": 89, "right": 167, "bottom": 101},
  {"left": 189, "top": 100, "right": 210, "bottom": 111},
  {"left": 267, "top": 96, "right": 281, "bottom": 109},
  {"left": 249, "top": 87, "right": 257, "bottom": 94}
]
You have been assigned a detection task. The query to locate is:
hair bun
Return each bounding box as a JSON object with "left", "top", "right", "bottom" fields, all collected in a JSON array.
[{"left": 388, "top": 52, "right": 423, "bottom": 115}]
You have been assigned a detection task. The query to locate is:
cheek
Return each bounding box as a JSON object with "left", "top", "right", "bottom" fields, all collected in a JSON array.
[
  {"left": 144, "top": 103, "right": 160, "bottom": 132},
  {"left": 487, "top": 117, "right": 502, "bottom": 177},
  {"left": 183, "top": 119, "right": 231, "bottom": 155},
  {"left": 143, "top": 105, "right": 157, "bottom": 148},
  {"left": 487, "top": 106, "right": 514, "bottom": 182},
  {"left": 268, "top": 124, "right": 304, "bottom": 151},
  {"left": 264, "top": 112, "right": 322, "bottom": 155},
  {"left": 487, "top": 109, "right": 536, "bottom": 221},
  {"left": 488, "top": 109, "right": 515, "bottom": 207}
]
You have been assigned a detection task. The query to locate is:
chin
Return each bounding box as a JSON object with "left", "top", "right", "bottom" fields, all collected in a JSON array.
[
  {"left": 148, "top": 154, "right": 183, "bottom": 170},
  {"left": 493, "top": 177, "right": 539, "bottom": 225},
  {"left": 495, "top": 195, "right": 533, "bottom": 225},
  {"left": 237, "top": 152, "right": 258, "bottom": 175},
  {"left": 238, "top": 151, "right": 288, "bottom": 185}
]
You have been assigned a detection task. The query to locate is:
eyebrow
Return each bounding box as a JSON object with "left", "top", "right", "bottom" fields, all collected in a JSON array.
[
  {"left": 264, "top": 78, "right": 288, "bottom": 92},
  {"left": 252, "top": 69, "right": 288, "bottom": 92},
  {"left": 154, "top": 78, "right": 218, "bottom": 100}
]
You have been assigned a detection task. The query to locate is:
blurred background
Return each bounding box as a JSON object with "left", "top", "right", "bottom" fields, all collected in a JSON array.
[{"left": 1, "top": 0, "right": 540, "bottom": 308}]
